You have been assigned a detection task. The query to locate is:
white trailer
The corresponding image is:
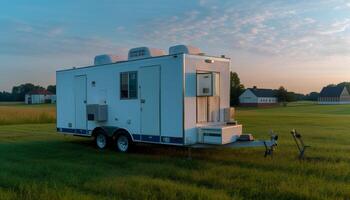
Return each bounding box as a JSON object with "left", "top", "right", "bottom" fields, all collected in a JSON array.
[{"left": 56, "top": 45, "right": 243, "bottom": 152}]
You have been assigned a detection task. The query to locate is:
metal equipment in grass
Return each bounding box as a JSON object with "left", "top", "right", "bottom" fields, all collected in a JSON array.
[
  {"left": 291, "top": 129, "right": 310, "bottom": 159},
  {"left": 186, "top": 131, "right": 278, "bottom": 159},
  {"left": 263, "top": 132, "right": 279, "bottom": 157}
]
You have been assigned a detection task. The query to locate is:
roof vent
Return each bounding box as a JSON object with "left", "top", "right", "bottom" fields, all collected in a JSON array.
[
  {"left": 128, "top": 47, "right": 165, "bottom": 60},
  {"left": 94, "top": 54, "right": 121, "bottom": 65},
  {"left": 169, "top": 45, "right": 201, "bottom": 55}
]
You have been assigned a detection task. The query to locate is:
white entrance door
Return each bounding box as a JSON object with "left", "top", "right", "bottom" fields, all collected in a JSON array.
[
  {"left": 74, "top": 75, "right": 87, "bottom": 131},
  {"left": 139, "top": 66, "right": 160, "bottom": 138}
]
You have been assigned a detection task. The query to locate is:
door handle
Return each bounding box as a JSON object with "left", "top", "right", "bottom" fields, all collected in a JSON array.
[{"left": 140, "top": 99, "right": 146, "bottom": 103}]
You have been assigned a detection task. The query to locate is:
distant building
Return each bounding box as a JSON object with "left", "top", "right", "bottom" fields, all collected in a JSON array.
[
  {"left": 318, "top": 86, "right": 350, "bottom": 105},
  {"left": 25, "top": 89, "right": 56, "bottom": 104},
  {"left": 239, "top": 87, "right": 278, "bottom": 107}
]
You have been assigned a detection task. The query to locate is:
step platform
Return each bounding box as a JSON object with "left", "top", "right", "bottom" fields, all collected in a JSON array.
[{"left": 197, "top": 124, "right": 242, "bottom": 145}]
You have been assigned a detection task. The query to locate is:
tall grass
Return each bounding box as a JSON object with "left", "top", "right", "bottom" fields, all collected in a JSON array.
[
  {"left": 0, "top": 104, "right": 55, "bottom": 125},
  {"left": 0, "top": 103, "right": 350, "bottom": 199}
]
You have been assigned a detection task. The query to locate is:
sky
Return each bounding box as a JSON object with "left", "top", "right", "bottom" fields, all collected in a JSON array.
[{"left": 0, "top": 0, "right": 349, "bottom": 94}]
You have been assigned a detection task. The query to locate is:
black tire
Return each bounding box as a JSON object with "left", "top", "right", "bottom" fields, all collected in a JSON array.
[
  {"left": 94, "top": 130, "right": 108, "bottom": 150},
  {"left": 115, "top": 131, "right": 132, "bottom": 153}
]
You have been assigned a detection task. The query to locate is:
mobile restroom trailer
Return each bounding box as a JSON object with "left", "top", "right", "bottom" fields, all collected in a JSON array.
[{"left": 56, "top": 45, "right": 242, "bottom": 152}]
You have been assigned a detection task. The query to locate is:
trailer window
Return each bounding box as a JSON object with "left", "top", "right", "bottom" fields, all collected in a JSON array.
[{"left": 120, "top": 71, "right": 138, "bottom": 99}]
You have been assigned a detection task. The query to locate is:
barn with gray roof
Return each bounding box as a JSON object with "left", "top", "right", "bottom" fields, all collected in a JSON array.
[{"left": 318, "top": 86, "right": 350, "bottom": 104}]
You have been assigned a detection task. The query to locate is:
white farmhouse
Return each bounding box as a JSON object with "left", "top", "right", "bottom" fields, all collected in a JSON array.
[
  {"left": 25, "top": 89, "right": 56, "bottom": 104},
  {"left": 239, "top": 87, "right": 278, "bottom": 107}
]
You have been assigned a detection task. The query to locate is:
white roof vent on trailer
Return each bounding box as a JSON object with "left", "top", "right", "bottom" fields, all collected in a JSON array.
[
  {"left": 169, "top": 45, "right": 202, "bottom": 55},
  {"left": 94, "top": 54, "right": 121, "bottom": 65},
  {"left": 128, "top": 47, "right": 166, "bottom": 60}
]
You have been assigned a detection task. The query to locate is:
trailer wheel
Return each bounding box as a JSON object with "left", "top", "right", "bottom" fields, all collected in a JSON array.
[
  {"left": 115, "top": 133, "right": 132, "bottom": 152},
  {"left": 94, "top": 130, "right": 108, "bottom": 150}
]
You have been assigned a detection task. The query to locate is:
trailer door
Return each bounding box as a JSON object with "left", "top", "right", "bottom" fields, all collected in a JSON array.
[
  {"left": 74, "top": 75, "right": 87, "bottom": 131},
  {"left": 139, "top": 66, "right": 160, "bottom": 140}
]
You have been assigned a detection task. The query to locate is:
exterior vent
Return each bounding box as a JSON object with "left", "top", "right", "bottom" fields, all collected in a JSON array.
[
  {"left": 94, "top": 54, "right": 121, "bottom": 65},
  {"left": 128, "top": 47, "right": 165, "bottom": 60},
  {"left": 169, "top": 45, "right": 201, "bottom": 55}
]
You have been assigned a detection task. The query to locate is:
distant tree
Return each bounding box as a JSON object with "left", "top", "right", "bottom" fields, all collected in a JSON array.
[
  {"left": 47, "top": 85, "right": 56, "bottom": 94},
  {"left": 336, "top": 82, "right": 350, "bottom": 92},
  {"left": 305, "top": 92, "right": 319, "bottom": 101},
  {"left": 294, "top": 93, "right": 306, "bottom": 101},
  {"left": 11, "top": 83, "right": 44, "bottom": 101},
  {"left": 276, "top": 86, "right": 288, "bottom": 104},
  {"left": 286, "top": 92, "right": 297, "bottom": 102},
  {"left": 0, "top": 91, "right": 14, "bottom": 101},
  {"left": 230, "top": 72, "right": 245, "bottom": 106}
]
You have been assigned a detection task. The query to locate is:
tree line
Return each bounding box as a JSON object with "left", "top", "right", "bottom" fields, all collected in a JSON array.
[
  {"left": 229, "top": 72, "right": 326, "bottom": 106},
  {"left": 327, "top": 82, "right": 350, "bottom": 92},
  {"left": 2, "top": 76, "right": 346, "bottom": 103},
  {"left": 0, "top": 83, "right": 56, "bottom": 102}
]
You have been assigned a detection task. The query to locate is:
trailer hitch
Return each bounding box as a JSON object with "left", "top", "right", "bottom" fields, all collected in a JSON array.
[
  {"left": 291, "top": 129, "right": 310, "bottom": 159},
  {"left": 263, "top": 133, "right": 278, "bottom": 157}
]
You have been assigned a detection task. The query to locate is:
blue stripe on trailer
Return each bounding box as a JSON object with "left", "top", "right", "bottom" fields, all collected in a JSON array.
[
  {"left": 57, "top": 128, "right": 89, "bottom": 135},
  {"left": 161, "top": 136, "right": 183, "bottom": 144},
  {"left": 141, "top": 135, "right": 160, "bottom": 142},
  {"left": 58, "top": 128, "right": 183, "bottom": 145},
  {"left": 132, "top": 134, "right": 141, "bottom": 140},
  {"left": 136, "top": 135, "right": 183, "bottom": 144}
]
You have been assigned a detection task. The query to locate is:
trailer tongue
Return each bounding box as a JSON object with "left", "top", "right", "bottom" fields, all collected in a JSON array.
[{"left": 188, "top": 131, "right": 278, "bottom": 158}]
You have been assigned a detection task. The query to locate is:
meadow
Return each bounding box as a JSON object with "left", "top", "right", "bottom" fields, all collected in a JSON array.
[
  {"left": 0, "top": 102, "right": 55, "bottom": 125},
  {"left": 0, "top": 102, "right": 349, "bottom": 200}
]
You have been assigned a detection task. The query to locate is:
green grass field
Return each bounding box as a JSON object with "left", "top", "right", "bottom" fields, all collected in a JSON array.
[{"left": 0, "top": 102, "right": 349, "bottom": 200}]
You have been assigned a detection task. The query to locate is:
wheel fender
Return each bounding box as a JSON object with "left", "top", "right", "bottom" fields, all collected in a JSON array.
[
  {"left": 91, "top": 127, "right": 107, "bottom": 137},
  {"left": 93, "top": 126, "right": 134, "bottom": 141},
  {"left": 112, "top": 129, "right": 133, "bottom": 142}
]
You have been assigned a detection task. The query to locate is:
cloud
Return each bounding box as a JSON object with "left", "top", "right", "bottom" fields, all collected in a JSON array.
[
  {"left": 319, "top": 19, "right": 350, "bottom": 35},
  {"left": 0, "top": 18, "right": 125, "bottom": 57},
  {"left": 47, "top": 27, "right": 64, "bottom": 37},
  {"left": 304, "top": 18, "right": 316, "bottom": 24},
  {"left": 1, "top": 0, "right": 349, "bottom": 62},
  {"left": 251, "top": 28, "right": 259, "bottom": 35},
  {"left": 15, "top": 23, "right": 34, "bottom": 33},
  {"left": 135, "top": 0, "right": 350, "bottom": 59},
  {"left": 116, "top": 26, "right": 125, "bottom": 31},
  {"left": 335, "top": 1, "right": 350, "bottom": 9}
]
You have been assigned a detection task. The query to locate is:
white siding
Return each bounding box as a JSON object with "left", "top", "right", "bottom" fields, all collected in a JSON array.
[
  {"left": 340, "top": 87, "right": 350, "bottom": 102},
  {"left": 239, "top": 89, "right": 277, "bottom": 104},
  {"left": 184, "top": 55, "right": 230, "bottom": 145},
  {"left": 25, "top": 94, "right": 53, "bottom": 104},
  {"left": 57, "top": 55, "right": 184, "bottom": 141},
  {"left": 57, "top": 54, "right": 231, "bottom": 145},
  {"left": 239, "top": 90, "right": 258, "bottom": 103},
  {"left": 318, "top": 88, "right": 350, "bottom": 104},
  {"left": 258, "top": 97, "right": 277, "bottom": 103}
]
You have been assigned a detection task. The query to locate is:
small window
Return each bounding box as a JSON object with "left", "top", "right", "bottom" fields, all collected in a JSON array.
[{"left": 120, "top": 71, "right": 138, "bottom": 99}]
